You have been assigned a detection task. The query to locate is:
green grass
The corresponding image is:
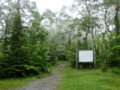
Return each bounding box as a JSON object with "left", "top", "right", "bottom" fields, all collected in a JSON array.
[
  {"left": 0, "top": 76, "right": 37, "bottom": 90},
  {"left": 59, "top": 64, "right": 120, "bottom": 90},
  {"left": 57, "top": 61, "right": 69, "bottom": 65}
]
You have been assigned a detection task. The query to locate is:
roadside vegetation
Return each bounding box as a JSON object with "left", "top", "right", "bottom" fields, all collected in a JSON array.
[
  {"left": 0, "top": 76, "right": 37, "bottom": 90},
  {"left": 0, "top": 67, "right": 52, "bottom": 90},
  {"left": 59, "top": 64, "right": 120, "bottom": 90}
]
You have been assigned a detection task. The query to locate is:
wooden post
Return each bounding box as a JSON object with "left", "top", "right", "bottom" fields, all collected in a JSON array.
[
  {"left": 93, "top": 48, "right": 96, "bottom": 69},
  {"left": 76, "top": 49, "right": 78, "bottom": 69}
]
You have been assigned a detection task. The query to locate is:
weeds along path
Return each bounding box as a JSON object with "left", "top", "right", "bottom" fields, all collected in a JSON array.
[{"left": 16, "top": 64, "right": 66, "bottom": 90}]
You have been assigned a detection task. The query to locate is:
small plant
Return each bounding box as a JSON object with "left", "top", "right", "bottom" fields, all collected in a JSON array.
[
  {"left": 102, "top": 67, "right": 108, "bottom": 73},
  {"left": 111, "top": 68, "right": 120, "bottom": 75}
]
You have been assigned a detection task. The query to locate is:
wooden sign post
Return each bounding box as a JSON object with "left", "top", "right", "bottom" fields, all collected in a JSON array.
[
  {"left": 93, "top": 48, "right": 96, "bottom": 69},
  {"left": 76, "top": 49, "right": 78, "bottom": 69}
]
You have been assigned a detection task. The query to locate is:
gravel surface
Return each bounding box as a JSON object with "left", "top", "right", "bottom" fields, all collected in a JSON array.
[{"left": 16, "top": 64, "right": 66, "bottom": 90}]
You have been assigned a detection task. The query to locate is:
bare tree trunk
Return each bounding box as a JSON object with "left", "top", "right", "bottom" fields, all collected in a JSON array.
[
  {"left": 85, "top": 4, "right": 91, "bottom": 49},
  {"left": 90, "top": 29, "right": 96, "bottom": 51},
  {"left": 114, "top": 5, "right": 120, "bottom": 35},
  {"left": 17, "top": 0, "right": 21, "bottom": 14},
  {"left": 84, "top": 30, "right": 89, "bottom": 49},
  {"left": 3, "top": 19, "right": 9, "bottom": 55},
  {"left": 68, "top": 34, "right": 71, "bottom": 47},
  {"left": 104, "top": 9, "right": 110, "bottom": 32}
]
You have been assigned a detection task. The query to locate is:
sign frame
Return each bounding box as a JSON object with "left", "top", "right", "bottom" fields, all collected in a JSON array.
[{"left": 76, "top": 49, "right": 96, "bottom": 69}]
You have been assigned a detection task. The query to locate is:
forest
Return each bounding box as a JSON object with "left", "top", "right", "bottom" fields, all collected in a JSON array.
[{"left": 0, "top": 0, "right": 120, "bottom": 86}]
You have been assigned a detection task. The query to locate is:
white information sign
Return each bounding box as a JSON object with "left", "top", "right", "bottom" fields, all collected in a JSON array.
[{"left": 79, "top": 50, "right": 93, "bottom": 62}]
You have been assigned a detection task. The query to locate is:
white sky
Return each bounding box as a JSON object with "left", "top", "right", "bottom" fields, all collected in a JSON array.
[{"left": 30, "top": 0, "right": 73, "bottom": 13}]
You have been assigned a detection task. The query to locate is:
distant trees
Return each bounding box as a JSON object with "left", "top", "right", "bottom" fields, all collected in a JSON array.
[{"left": 41, "top": 0, "right": 120, "bottom": 68}]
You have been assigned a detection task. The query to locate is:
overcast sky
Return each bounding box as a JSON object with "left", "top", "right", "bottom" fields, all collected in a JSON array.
[{"left": 30, "top": 0, "right": 73, "bottom": 13}]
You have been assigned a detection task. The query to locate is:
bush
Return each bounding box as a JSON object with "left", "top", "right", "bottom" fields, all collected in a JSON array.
[
  {"left": 102, "top": 67, "right": 108, "bottom": 73},
  {"left": 109, "top": 35, "right": 120, "bottom": 67},
  {"left": 111, "top": 68, "right": 120, "bottom": 75},
  {"left": 58, "top": 53, "right": 67, "bottom": 60},
  {"left": 0, "top": 64, "right": 41, "bottom": 78}
]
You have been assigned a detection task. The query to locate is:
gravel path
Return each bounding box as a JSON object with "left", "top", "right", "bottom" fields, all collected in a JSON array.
[{"left": 16, "top": 64, "right": 66, "bottom": 90}]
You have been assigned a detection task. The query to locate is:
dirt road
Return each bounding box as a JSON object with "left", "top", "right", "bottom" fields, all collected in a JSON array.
[{"left": 16, "top": 64, "right": 66, "bottom": 90}]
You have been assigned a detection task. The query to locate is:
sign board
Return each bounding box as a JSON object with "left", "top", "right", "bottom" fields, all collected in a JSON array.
[{"left": 79, "top": 50, "right": 93, "bottom": 63}]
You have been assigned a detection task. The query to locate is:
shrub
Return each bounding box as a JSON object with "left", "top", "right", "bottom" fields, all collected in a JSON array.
[{"left": 109, "top": 35, "right": 120, "bottom": 67}]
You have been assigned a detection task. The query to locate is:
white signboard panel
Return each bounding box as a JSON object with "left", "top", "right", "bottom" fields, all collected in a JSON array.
[{"left": 79, "top": 50, "right": 93, "bottom": 62}]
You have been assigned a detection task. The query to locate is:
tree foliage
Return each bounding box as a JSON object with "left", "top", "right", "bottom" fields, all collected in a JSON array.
[
  {"left": 0, "top": 0, "right": 120, "bottom": 78},
  {"left": 0, "top": 0, "right": 49, "bottom": 78}
]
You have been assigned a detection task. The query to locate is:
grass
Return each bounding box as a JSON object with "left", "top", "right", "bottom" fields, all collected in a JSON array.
[
  {"left": 0, "top": 76, "right": 37, "bottom": 90},
  {"left": 57, "top": 61, "right": 68, "bottom": 64},
  {"left": 0, "top": 70, "right": 51, "bottom": 90},
  {"left": 59, "top": 64, "right": 120, "bottom": 90}
]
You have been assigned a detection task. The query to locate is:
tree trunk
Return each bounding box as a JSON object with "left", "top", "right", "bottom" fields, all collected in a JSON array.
[
  {"left": 90, "top": 29, "right": 96, "bottom": 51},
  {"left": 114, "top": 5, "right": 120, "bottom": 35},
  {"left": 3, "top": 19, "right": 9, "bottom": 55},
  {"left": 17, "top": 0, "right": 20, "bottom": 14},
  {"left": 104, "top": 9, "right": 110, "bottom": 32}
]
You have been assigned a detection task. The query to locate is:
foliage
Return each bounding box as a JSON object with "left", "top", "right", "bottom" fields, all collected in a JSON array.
[
  {"left": 0, "top": 0, "right": 50, "bottom": 78},
  {"left": 111, "top": 68, "right": 120, "bottom": 75},
  {"left": 0, "top": 0, "right": 120, "bottom": 78},
  {"left": 108, "top": 35, "right": 120, "bottom": 67}
]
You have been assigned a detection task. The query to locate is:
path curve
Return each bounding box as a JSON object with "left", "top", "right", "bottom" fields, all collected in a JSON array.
[{"left": 16, "top": 64, "right": 66, "bottom": 90}]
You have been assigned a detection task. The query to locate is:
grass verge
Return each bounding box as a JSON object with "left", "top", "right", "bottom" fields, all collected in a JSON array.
[
  {"left": 0, "top": 76, "right": 37, "bottom": 90},
  {"left": 59, "top": 63, "right": 120, "bottom": 90},
  {"left": 0, "top": 70, "right": 51, "bottom": 90}
]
